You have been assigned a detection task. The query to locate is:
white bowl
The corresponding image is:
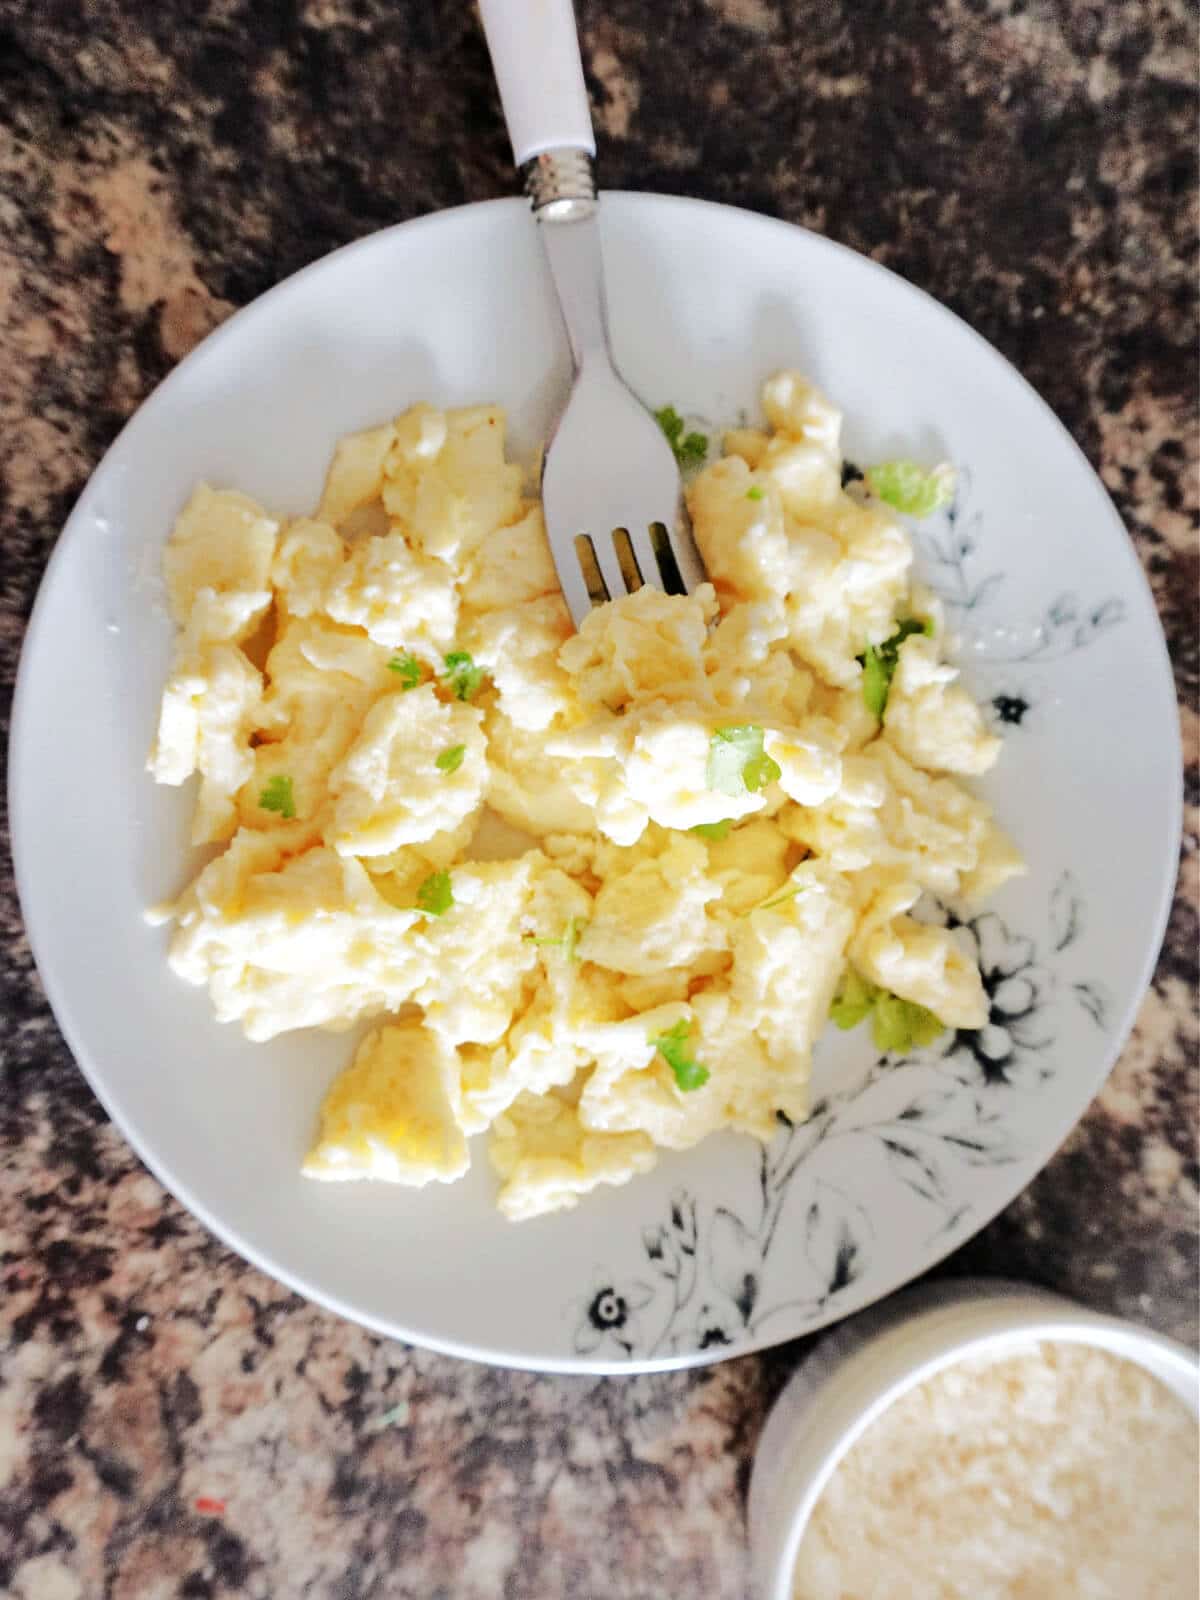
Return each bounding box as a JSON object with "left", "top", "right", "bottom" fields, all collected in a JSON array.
[
  {"left": 10, "top": 194, "right": 1182, "bottom": 1371},
  {"left": 748, "top": 1278, "right": 1200, "bottom": 1600}
]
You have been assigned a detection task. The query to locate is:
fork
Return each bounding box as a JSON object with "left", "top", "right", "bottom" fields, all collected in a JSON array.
[{"left": 478, "top": 0, "right": 706, "bottom": 628}]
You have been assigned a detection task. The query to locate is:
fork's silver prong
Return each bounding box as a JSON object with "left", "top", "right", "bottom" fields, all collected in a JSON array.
[
  {"left": 592, "top": 530, "right": 631, "bottom": 608},
  {"left": 558, "top": 534, "right": 596, "bottom": 628},
  {"left": 626, "top": 524, "right": 666, "bottom": 595},
  {"left": 666, "top": 516, "right": 708, "bottom": 594}
]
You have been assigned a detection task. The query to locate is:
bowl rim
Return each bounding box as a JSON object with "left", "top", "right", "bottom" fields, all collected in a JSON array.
[{"left": 750, "top": 1277, "right": 1200, "bottom": 1600}]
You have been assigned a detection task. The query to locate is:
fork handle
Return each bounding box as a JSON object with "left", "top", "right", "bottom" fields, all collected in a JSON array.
[{"left": 478, "top": 0, "right": 596, "bottom": 166}]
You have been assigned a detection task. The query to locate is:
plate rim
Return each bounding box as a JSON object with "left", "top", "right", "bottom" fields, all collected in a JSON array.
[{"left": 9, "top": 191, "right": 1183, "bottom": 1374}]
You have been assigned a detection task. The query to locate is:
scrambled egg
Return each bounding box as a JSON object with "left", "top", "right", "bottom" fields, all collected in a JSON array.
[{"left": 150, "top": 373, "right": 1023, "bottom": 1221}]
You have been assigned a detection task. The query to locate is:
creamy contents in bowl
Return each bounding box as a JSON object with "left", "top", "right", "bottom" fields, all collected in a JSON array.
[
  {"left": 147, "top": 372, "right": 1023, "bottom": 1221},
  {"left": 791, "top": 1339, "right": 1199, "bottom": 1600}
]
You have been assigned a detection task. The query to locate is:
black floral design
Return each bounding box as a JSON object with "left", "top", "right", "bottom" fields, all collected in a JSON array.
[
  {"left": 979, "top": 672, "right": 1049, "bottom": 732},
  {"left": 604, "top": 1153, "right": 876, "bottom": 1359},
  {"left": 1070, "top": 981, "right": 1109, "bottom": 1030},
  {"left": 913, "top": 466, "right": 1002, "bottom": 613},
  {"left": 692, "top": 1302, "right": 737, "bottom": 1350},
  {"left": 995, "top": 592, "right": 1127, "bottom": 665},
  {"left": 565, "top": 873, "right": 1109, "bottom": 1361},
  {"left": 936, "top": 911, "right": 1055, "bottom": 1090},
  {"left": 913, "top": 470, "right": 1126, "bottom": 663},
  {"left": 990, "top": 691, "right": 1034, "bottom": 728},
  {"left": 571, "top": 1274, "right": 654, "bottom": 1357}
]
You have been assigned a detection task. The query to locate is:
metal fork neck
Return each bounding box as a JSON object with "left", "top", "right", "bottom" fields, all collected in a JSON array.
[
  {"left": 524, "top": 149, "right": 609, "bottom": 370},
  {"left": 522, "top": 147, "right": 596, "bottom": 219}
]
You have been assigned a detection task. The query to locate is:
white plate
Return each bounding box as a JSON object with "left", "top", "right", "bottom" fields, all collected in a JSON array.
[{"left": 10, "top": 194, "right": 1180, "bottom": 1374}]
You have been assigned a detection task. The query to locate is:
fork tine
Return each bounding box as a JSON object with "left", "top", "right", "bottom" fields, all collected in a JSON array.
[
  {"left": 626, "top": 524, "right": 666, "bottom": 594},
  {"left": 553, "top": 530, "right": 599, "bottom": 629},
  {"left": 592, "top": 529, "right": 631, "bottom": 608},
  {"left": 664, "top": 517, "right": 707, "bottom": 593}
]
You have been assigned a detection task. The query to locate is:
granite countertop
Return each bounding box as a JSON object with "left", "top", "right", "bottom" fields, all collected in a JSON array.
[{"left": 0, "top": 1, "right": 1195, "bottom": 1595}]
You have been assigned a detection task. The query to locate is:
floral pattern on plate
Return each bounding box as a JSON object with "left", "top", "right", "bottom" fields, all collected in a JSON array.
[{"left": 568, "top": 871, "right": 1107, "bottom": 1362}]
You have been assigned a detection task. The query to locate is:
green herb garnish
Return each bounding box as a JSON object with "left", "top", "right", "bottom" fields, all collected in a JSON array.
[
  {"left": 829, "top": 967, "right": 878, "bottom": 1031},
  {"left": 650, "top": 1019, "right": 709, "bottom": 1092},
  {"left": 829, "top": 968, "right": 945, "bottom": 1052},
  {"left": 865, "top": 460, "right": 956, "bottom": 517},
  {"left": 860, "top": 646, "right": 891, "bottom": 720},
  {"left": 752, "top": 880, "right": 808, "bottom": 914},
  {"left": 442, "top": 650, "right": 487, "bottom": 702},
  {"left": 691, "top": 818, "right": 734, "bottom": 841},
  {"left": 387, "top": 653, "right": 422, "bottom": 689},
  {"left": 258, "top": 774, "right": 296, "bottom": 819},
  {"left": 524, "top": 917, "right": 587, "bottom": 963},
  {"left": 654, "top": 405, "right": 708, "bottom": 468},
  {"left": 435, "top": 744, "right": 466, "bottom": 775},
  {"left": 871, "top": 991, "right": 945, "bottom": 1053},
  {"left": 707, "top": 725, "right": 781, "bottom": 797},
  {"left": 859, "top": 618, "right": 934, "bottom": 718},
  {"left": 416, "top": 870, "right": 453, "bottom": 917},
  {"left": 746, "top": 485, "right": 764, "bottom": 501}
]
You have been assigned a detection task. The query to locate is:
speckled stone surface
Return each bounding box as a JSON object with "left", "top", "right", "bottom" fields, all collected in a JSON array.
[{"left": 0, "top": 2, "right": 1195, "bottom": 1595}]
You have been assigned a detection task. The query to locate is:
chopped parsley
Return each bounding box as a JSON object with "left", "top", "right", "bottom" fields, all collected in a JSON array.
[
  {"left": 562, "top": 916, "right": 584, "bottom": 963},
  {"left": 650, "top": 1018, "right": 709, "bottom": 1092},
  {"left": 753, "top": 879, "right": 808, "bottom": 914},
  {"left": 707, "top": 725, "right": 781, "bottom": 797},
  {"left": 872, "top": 991, "right": 945, "bottom": 1053},
  {"left": 654, "top": 404, "right": 708, "bottom": 468},
  {"left": 442, "top": 650, "right": 487, "bottom": 702},
  {"left": 830, "top": 968, "right": 945, "bottom": 1053},
  {"left": 387, "top": 653, "right": 422, "bottom": 689},
  {"left": 859, "top": 618, "right": 934, "bottom": 718},
  {"left": 691, "top": 818, "right": 734, "bottom": 841},
  {"left": 258, "top": 774, "right": 296, "bottom": 819},
  {"left": 865, "top": 459, "right": 956, "bottom": 518},
  {"left": 745, "top": 485, "right": 764, "bottom": 501},
  {"left": 525, "top": 916, "right": 587, "bottom": 963},
  {"left": 415, "top": 869, "right": 453, "bottom": 917},
  {"left": 829, "top": 967, "right": 877, "bottom": 1031},
  {"left": 435, "top": 744, "right": 466, "bottom": 775},
  {"left": 860, "top": 646, "right": 892, "bottom": 720}
]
